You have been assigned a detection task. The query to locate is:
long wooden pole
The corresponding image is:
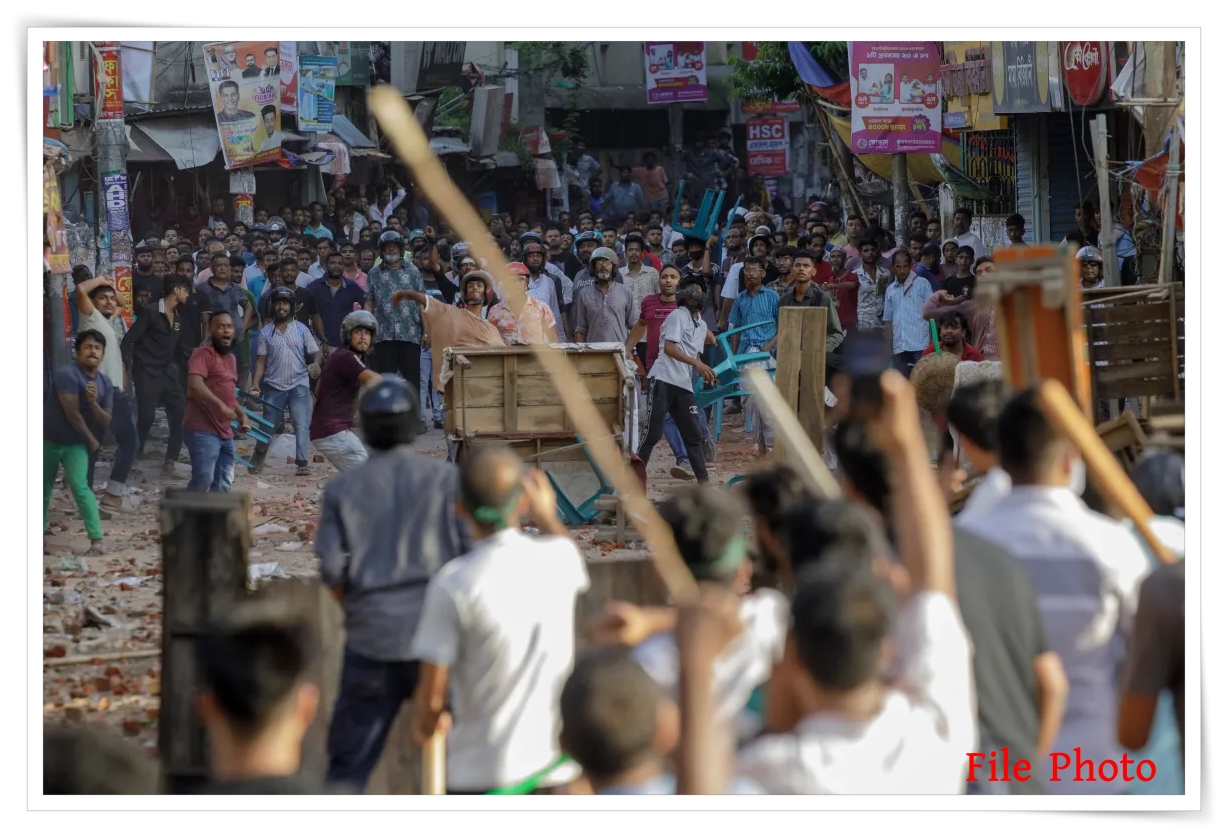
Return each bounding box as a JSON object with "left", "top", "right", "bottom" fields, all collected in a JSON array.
[
  {"left": 744, "top": 368, "right": 842, "bottom": 500},
  {"left": 1036, "top": 381, "right": 1174, "bottom": 564},
  {"left": 366, "top": 86, "right": 698, "bottom": 607},
  {"left": 421, "top": 731, "right": 446, "bottom": 795}
]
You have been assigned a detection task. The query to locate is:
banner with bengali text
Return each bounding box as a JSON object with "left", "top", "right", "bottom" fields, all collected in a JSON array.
[{"left": 203, "top": 40, "right": 284, "bottom": 169}]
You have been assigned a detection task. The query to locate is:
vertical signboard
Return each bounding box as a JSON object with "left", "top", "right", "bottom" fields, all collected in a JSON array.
[
  {"left": 644, "top": 42, "right": 708, "bottom": 103},
  {"left": 92, "top": 41, "right": 124, "bottom": 121},
  {"left": 850, "top": 41, "right": 942, "bottom": 154},
  {"left": 746, "top": 116, "right": 789, "bottom": 177},
  {"left": 297, "top": 54, "right": 338, "bottom": 131},
  {"left": 280, "top": 40, "right": 298, "bottom": 112},
  {"left": 203, "top": 41, "right": 284, "bottom": 169},
  {"left": 92, "top": 41, "right": 133, "bottom": 320}
]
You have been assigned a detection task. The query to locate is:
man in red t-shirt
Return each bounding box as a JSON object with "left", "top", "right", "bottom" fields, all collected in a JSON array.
[
  {"left": 921, "top": 309, "right": 986, "bottom": 362},
  {"left": 625, "top": 266, "right": 682, "bottom": 382},
  {"left": 310, "top": 310, "right": 382, "bottom": 472},
  {"left": 817, "top": 247, "right": 858, "bottom": 332},
  {"left": 184, "top": 311, "right": 249, "bottom": 492}
]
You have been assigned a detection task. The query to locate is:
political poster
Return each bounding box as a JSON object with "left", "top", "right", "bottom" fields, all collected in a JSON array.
[
  {"left": 644, "top": 42, "right": 708, "bottom": 104},
  {"left": 280, "top": 40, "right": 298, "bottom": 113},
  {"left": 297, "top": 54, "right": 338, "bottom": 132},
  {"left": 746, "top": 116, "right": 789, "bottom": 177},
  {"left": 850, "top": 42, "right": 942, "bottom": 154},
  {"left": 203, "top": 41, "right": 284, "bottom": 169}
]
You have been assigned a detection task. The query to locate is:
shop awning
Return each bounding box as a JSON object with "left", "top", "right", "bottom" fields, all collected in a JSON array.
[
  {"left": 828, "top": 115, "right": 963, "bottom": 186},
  {"left": 318, "top": 114, "right": 388, "bottom": 158},
  {"left": 130, "top": 116, "right": 221, "bottom": 170},
  {"left": 125, "top": 125, "right": 174, "bottom": 164}
]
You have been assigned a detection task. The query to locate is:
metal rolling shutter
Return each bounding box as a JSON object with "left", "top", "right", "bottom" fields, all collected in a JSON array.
[
  {"left": 1045, "top": 112, "right": 1099, "bottom": 242},
  {"left": 1014, "top": 117, "right": 1038, "bottom": 244}
]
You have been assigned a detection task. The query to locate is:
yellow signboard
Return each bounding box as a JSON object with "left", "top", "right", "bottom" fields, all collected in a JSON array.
[{"left": 940, "top": 42, "right": 1009, "bottom": 132}]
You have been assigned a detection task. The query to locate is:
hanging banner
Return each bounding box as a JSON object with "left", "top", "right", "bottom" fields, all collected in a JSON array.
[
  {"left": 298, "top": 54, "right": 338, "bottom": 132},
  {"left": 746, "top": 116, "right": 789, "bottom": 177},
  {"left": 849, "top": 41, "right": 942, "bottom": 154},
  {"left": 43, "top": 164, "right": 70, "bottom": 275},
  {"left": 229, "top": 168, "right": 257, "bottom": 194},
  {"left": 280, "top": 40, "right": 298, "bottom": 113},
  {"left": 92, "top": 41, "right": 124, "bottom": 121},
  {"left": 203, "top": 41, "right": 283, "bottom": 170},
  {"left": 114, "top": 264, "right": 133, "bottom": 323},
  {"left": 305, "top": 41, "right": 368, "bottom": 86},
  {"left": 120, "top": 41, "right": 156, "bottom": 103},
  {"left": 644, "top": 42, "right": 708, "bottom": 104}
]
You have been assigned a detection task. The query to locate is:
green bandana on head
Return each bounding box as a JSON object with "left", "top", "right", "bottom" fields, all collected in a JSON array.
[
  {"left": 465, "top": 492, "right": 522, "bottom": 532},
  {"left": 691, "top": 535, "right": 747, "bottom": 581}
]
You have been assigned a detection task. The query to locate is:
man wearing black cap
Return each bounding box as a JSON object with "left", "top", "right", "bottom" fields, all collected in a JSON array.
[{"left": 315, "top": 378, "right": 470, "bottom": 791}]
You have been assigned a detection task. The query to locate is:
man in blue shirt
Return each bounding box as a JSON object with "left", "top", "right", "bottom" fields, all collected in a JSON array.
[
  {"left": 305, "top": 201, "right": 334, "bottom": 241},
  {"left": 912, "top": 240, "right": 944, "bottom": 293},
  {"left": 251, "top": 287, "right": 323, "bottom": 476},
  {"left": 727, "top": 259, "right": 780, "bottom": 453},
  {"left": 309, "top": 252, "right": 368, "bottom": 353},
  {"left": 882, "top": 250, "right": 934, "bottom": 378},
  {"left": 603, "top": 166, "right": 645, "bottom": 220}
]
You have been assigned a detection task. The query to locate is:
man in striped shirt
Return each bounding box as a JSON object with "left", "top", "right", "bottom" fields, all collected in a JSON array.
[
  {"left": 882, "top": 250, "right": 935, "bottom": 378},
  {"left": 250, "top": 287, "right": 323, "bottom": 476},
  {"left": 727, "top": 261, "right": 780, "bottom": 453},
  {"left": 959, "top": 388, "right": 1150, "bottom": 794}
]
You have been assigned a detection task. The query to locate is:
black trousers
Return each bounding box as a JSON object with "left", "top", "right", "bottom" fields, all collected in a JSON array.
[
  {"left": 638, "top": 379, "right": 708, "bottom": 482},
  {"left": 133, "top": 366, "right": 186, "bottom": 464},
  {"left": 371, "top": 340, "right": 422, "bottom": 393},
  {"left": 326, "top": 647, "right": 420, "bottom": 791}
]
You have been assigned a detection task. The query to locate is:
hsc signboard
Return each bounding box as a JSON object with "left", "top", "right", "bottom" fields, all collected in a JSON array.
[{"left": 746, "top": 116, "right": 789, "bottom": 177}]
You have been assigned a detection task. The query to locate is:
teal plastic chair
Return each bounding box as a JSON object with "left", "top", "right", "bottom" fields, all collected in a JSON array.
[
  {"left": 546, "top": 435, "right": 617, "bottom": 526},
  {"left": 231, "top": 389, "right": 278, "bottom": 470},
  {"left": 697, "top": 320, "right": 777, "bottom": 442}
]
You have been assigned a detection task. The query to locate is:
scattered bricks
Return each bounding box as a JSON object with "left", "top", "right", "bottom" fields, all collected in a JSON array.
[
  {"left": 121, "top": 719, "right": 143, "bottom": 736},
  {"left": 45, "top": 645, "right": 67, "bottom": 658}
]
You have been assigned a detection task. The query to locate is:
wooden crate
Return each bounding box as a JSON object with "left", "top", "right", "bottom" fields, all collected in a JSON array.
[
  {"left": 444, "top": 346, "right": 630, "bottom": 462},
  {"left": 1083, "top": 284, "right": 1184, "bottom": 408}
]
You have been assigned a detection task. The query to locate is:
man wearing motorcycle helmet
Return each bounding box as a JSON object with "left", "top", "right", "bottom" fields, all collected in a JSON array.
[
  {"left": 520, "top": 233, "right": 568, "bottom": 341},
  {"left": 574, "top": 247, "right": 637, "bottom": 345},
  {"left": 309, "top": 309, "right": 382, "bottom": 471},
  {"left": 250, "top": 286, "right": 322, "bottom": 476},
  {"left": 570, "top": 231, "right": 603, "bottom": 295},
  {"left": 363, "top": 230, "right": 426, "bottom": 416}
]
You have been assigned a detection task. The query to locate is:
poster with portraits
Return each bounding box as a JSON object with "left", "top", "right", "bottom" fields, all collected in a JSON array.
[
  {"left": 202, "top": 40, "right": 283, "bottom": 169},
  {"left": 850, "top": 42, "right": 942, "bottom": 154}
]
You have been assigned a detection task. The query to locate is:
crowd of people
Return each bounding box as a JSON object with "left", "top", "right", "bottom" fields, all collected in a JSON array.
[
  {"left": 45, "top": 369, "right": 1185, "bottom": 796},
  {"left": 44, "top": 153, "right": 1184, "bottom": 798}
]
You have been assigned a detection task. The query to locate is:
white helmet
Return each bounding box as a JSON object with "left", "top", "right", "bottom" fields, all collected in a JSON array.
[{"left": 1076, "top": 245, "right": 1103, "bottom": 264}]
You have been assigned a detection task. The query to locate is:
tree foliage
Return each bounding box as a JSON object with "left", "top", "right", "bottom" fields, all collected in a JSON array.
[{"left": 727, "top": 42, "right": 848, "bottom": 104}]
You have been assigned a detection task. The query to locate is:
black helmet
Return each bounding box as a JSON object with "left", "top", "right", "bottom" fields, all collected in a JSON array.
[
  {"left": 520, "top": 231, "right": 544, "bottom": 246},
  {"left": 676, "top": 271, "right": 707, "bottom": 308},
  {"left": 379, "top": 230, "right": 404, "bottom": 249},
  {"left": 270, "top": 286, "right": 295, "bottom": 304},
  {"left": 359, "top": 378, "right": 419, "bottom": 450}
]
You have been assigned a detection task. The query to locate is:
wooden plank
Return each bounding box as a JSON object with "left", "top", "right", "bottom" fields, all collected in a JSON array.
[
  {"left": 459, "top": 351, "right": 620, "bottom": 378},
  {"left": 797, "top": 308, "right": 828, "bottom": 450},
  {"left": 159, "top": 490, "right": 252, "bottom": 794},
  {"left": 454, "top": 401, "right": 623, "bottom": 436},
  {"left": 1088, "top": 342, "right": 1174, "bottom": 362},
  {"left": 1085, "top": 304, "right": 1172, "bottom": 326},
  {"left": 1087, "top": 321, "right": 1172, "bottom": 342},
  {"left": 502, "top": 355, "right": 518, "bottom": 433},
  {"left": 1096, "top": 360, "right": 1173, "bottom": 385},
  {"left": 1099, "top": 377, "right": 1177, "bottom": 401},
  {"left": 774, "top": 308, "right": 805, "bottom": 413}
]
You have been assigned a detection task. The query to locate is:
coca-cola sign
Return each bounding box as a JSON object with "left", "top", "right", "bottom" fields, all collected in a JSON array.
[{"left": 1062, "top": 41, "right": 1108, "bottom": 106}]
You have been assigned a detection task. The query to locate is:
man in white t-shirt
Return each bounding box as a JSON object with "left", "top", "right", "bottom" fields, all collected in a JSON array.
[
  {"left": 953, "top": 207, "right": 987, "bottom": 261},
  {"left": 73, "top": 272, "right": 139, "bottom": 514},
  {"left": 633, "top": 274, "right": 717, "bottom": 486},
  {"left": 592, "top": 486, "right": 788, "bottom": 751},
  {"left": 409, "top": 445, "right": 589, "bottom": 794},
  {"left": 676, "top": 371, "right": 976, "bottom": 794}
]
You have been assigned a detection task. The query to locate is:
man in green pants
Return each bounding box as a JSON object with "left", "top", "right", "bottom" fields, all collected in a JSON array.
[{"left": 44, "top": 329, "right": 115, "bottom": 555}]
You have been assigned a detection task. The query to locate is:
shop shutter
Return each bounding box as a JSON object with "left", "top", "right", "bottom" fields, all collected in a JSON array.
[
  {"left": 1045, "top": 112, "right": 1099, "bottom": 242},
  {"left": 1014, "top": 117, "right": 1038, "bottom": 244}
]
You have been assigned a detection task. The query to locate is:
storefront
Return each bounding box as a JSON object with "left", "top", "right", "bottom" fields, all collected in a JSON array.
[{"left": 941, "top": 42, "right": 1015, "bottom": 246}]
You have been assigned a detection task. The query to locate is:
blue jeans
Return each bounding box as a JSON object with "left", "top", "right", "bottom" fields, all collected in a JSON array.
[
  {"left": 664, "top": 369, "right": 710, "bottom": 464},
  {"left": 257, "top": 383, "right": 313, "bottom": 465},
  {"left": 420, "top": 348, "right": 443, "bottom": 424},
  {"left": 327, "top": 647, "right": 420, "bottom": 790},
  {"left": 184, "top": 430, "right": 235, "bottom": 492},
  {"left": 893, "top": 349, "right": 923, "bottom": 378}
]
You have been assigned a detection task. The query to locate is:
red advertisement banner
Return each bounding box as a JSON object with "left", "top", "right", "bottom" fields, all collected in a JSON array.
[{"left": 92, "top": 42, "right": 124, "bottom": 121}]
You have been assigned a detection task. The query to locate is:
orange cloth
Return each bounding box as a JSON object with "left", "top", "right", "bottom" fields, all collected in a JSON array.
[{"left": 421, "top": 296, "right": 504, "bottom": 391}]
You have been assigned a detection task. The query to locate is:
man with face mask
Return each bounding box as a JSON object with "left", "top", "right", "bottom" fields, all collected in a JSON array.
[
  {"left": 249, "top": 287, "right": 323, "bottom": 476},
  {"left": 574, "top": 247, "right": 638, "bottom": 346},
  {"left": 363, "top": 230, "right": 424, "bottom": 411},
  {"left": 570, "top": 231, "right": 602, "bottom": 295},
  {"left": 958, "top": 388, "right": 1149, "bottom": 794},
  {"left": 634, "top": 273, "right": 717, "bottom": 487},
  {"left": 520, "top": 237, "right": 568, "bottom": 342},
  {"left": 184, "top": 311, "right": 249, "bottom": 493}
]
